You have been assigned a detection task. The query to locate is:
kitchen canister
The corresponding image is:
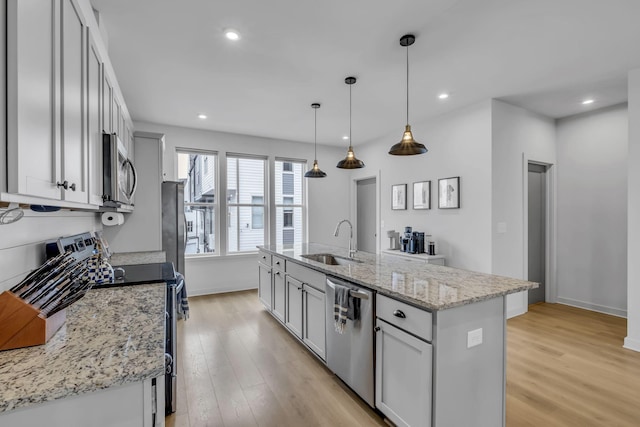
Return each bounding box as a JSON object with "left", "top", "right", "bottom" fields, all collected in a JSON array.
[{"left": 85, "top": 241, "right": 114, "bottom": 284}]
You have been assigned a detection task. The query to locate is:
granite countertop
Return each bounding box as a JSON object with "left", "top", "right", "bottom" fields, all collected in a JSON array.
[
  {"left": 259, "top": 243, "right": 537, "bottom": 311},
  {"left": 109, "top": 251, "right": 166, "bottom": 266},
  {"left": 0, "top": 284, "right": 166, "bottom": 413}
]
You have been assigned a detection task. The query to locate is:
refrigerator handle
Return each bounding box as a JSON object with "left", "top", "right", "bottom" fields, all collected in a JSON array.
[{"left": 183, "top": 215, "right": 187, "bottom": 249}]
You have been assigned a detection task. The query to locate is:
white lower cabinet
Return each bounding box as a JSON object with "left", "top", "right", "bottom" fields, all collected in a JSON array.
[
  {"left": 376, "top": 295, "right": 433, "bottom": 427},
  {"left": 258, "top": 262, "right": 272, "bottom": 311},
  {"left": 285, "top": 276, "right": 303, "bottom": 339},
  {"left": 272, "top": 269, "right": 286, "bottom": 322},
  {"left": 302, "top": 283, "right": 326, "bottom": 360}
]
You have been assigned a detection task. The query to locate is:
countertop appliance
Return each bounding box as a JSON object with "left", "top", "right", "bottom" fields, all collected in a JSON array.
[
  {"left": 325, "top": 276, "right": 375, "bottom": 407},
  {"left": 92, "top": 262, "right": 181, "bottom": 416},
  {"left": 102, "top": 132, "right": 137, "bottom": 209},
  {"left": 162, "top": 181, "right": 185, "bottom": 275}
]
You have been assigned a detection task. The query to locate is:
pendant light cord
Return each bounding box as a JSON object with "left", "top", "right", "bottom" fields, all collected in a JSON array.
[
  {"left": 349, "top": 83, "right": 353, "bottom": 149},
  {"left": 314, "top": 107, "right": 318, "bottom": 160},
  {"left": 406, "top": 44, "right": 410, "bottom": 126}
]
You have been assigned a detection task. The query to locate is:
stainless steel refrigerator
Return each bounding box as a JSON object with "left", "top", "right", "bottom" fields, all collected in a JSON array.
[{"left": 162, "top": 181, "right": 185, "bottom": 275}]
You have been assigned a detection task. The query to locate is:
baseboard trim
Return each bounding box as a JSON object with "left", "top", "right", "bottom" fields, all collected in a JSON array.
[
  {"left": 555, "top": 297, "right": 627, "bottom": 318},
  {"left": 188, "top": 286, "right": 257, "bottom": 297},
  {"left": 623, "top": 337, "right": 640, "bottom": 352}
]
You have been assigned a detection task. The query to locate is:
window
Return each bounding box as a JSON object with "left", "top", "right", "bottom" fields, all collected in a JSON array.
[
  {"left": 227, "top": 156, "right": 266, "bottom": 253},
  {"left": 275, "top": 160, "right": 304, "bottom": 249},
  {"left": 252, "top": 196, "right": 264, "bottom": 229},
  {"left": 177, "top": 150, "right": 217, "bottom": 255}
]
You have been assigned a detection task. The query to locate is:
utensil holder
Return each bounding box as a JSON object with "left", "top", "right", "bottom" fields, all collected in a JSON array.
[{"left": 0, "top": 291, "right": 66, "bottom": 351}]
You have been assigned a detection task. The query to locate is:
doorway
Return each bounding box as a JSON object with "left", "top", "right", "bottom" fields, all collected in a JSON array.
[
  {"left": 356, "top": 177, "right": 376, "bottom": 253},
  {"left": 528, "top": 163, "right": 547, "bottom": 304}
]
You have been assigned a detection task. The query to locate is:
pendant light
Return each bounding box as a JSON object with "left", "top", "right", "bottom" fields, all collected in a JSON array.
[
  {"left": 304, "top": 103, "right": 327, "bottom": 178},
  {"left": 389, "top": 34, "right": 427, "bottom": 156},
  {"left": 337, "top": 76, "right": 365, "bottom": 169}
]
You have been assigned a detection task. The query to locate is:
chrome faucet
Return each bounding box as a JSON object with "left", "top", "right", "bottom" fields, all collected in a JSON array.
[{"left": 334, "top": 219, "right": 356, "bottom": 258}]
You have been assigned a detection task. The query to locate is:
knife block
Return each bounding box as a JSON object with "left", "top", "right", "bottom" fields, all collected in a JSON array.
[{"left": 0, "top": 291, "right": 66, "bottom": 351}]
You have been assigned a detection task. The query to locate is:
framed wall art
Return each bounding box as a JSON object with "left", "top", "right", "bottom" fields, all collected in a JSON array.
[
  {"left": 391, "top": 184, "right": 407, "bottom": 210},
  {"left": 438, "top": 177, "right": 460, "bottom": 209},
  {"left": 413, "top": 181, "right": 431, "bottom": 210}
]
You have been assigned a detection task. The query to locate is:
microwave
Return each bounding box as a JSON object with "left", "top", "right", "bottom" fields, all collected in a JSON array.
[{"left": 102, "top": 133, "right": 137, "bottom": 209}]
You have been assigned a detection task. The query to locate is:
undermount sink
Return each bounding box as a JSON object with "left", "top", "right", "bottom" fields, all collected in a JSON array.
[{"left": 301, "top": 253, "right": 362, "bottom": 266}]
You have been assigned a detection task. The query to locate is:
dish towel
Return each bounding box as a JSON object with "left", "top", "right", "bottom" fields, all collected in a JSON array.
[
  {"left": 176, "top": 272, "right": 189, "bottom": 320},
  {"left": 333, "top": 283, "right": 360, "bottom": 334}
]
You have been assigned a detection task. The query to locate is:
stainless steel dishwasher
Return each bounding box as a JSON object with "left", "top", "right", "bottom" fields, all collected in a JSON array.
[{"left": 325, "top": 276, "right": 375, "bottom": 407}]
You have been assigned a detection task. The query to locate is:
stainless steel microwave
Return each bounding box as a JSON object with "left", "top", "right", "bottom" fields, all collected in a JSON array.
[{"left": 102, "top": 133, "right": 137, "bottom": 209}]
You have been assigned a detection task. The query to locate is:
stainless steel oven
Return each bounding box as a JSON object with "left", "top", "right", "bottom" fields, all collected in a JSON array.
[{"left": 102, "top": 132, "right": 137, "bottom": 209}]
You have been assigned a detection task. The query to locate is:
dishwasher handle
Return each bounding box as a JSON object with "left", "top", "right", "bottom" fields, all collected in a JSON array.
[{"left": 326, "top": 278, "right": 370, "bottom": 300}]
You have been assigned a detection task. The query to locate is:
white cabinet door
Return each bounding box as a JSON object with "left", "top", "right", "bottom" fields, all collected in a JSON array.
[
  {"left": 285, "top": 276, "right": 303, "bottom": 339},
  {"left": 7, "top": 0, "right": 61, "bottom": 200},
  {"left": 258, "top": 263, "right": 272, "bottom": 310},
  {"left": 86, "top": 31, "right": 103, "bottom": 206},
  {"left": 272, "top": 270, "right": 286, "bottom": 322},
  {"left": 102, "top": 69, "right": 113, "bottom": 134},
  {"left": 60, "top": 0, "right": 88, "bottom": 203},
  {"left": 375, "top": 319, "right": 432, "bottom": 427},
  {"left": 303, "top": 284, "right": 326, "bottom": 360},
  {"left": 113, "top": 92, "right": 122, "bottom": 140}
]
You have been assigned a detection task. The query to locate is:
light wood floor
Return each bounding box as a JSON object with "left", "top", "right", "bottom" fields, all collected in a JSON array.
[{"left": 167, "top": 291, "right": 640, "bottom": 427}]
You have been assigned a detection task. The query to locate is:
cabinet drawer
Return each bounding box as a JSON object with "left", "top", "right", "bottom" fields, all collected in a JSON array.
[
  {"left": 272, "top": 255, "right": 286, "bottom": 272},
  {"left": 258, "top": 250, "right": 272, "bottom": 266},
  {"left": 286, "top": 261, "right": 326, "bottom": 292},
  {"left": 376, "top": 294, "right": 432, "bottom": 342}
]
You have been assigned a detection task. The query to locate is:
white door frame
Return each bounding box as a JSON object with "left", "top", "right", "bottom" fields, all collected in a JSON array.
[
  {"left": 350, "top": 170, "right": 381, "bottom": 254},
  {"left": 522, "top": 154, "right": 557, "bottom": 306}
]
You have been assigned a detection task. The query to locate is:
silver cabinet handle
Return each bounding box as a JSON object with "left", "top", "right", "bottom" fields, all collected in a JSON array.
[
  {"left": 57, "top": 180, "right": 69, "bottom": 190},
  {"left": 374, "top": 326, "right": 381, "bottom": 332},
  {"left": 69, "top": 183, "right": 76, "bottom": 191},
  {"left": 393, "top": 309, "right": 406, "bottom": 319}
]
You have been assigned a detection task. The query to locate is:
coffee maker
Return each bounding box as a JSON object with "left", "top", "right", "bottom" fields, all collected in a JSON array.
[
  {"left": 410, "top": 232, "right": 425, "bottom": 254},
  {"left": 400, "top": 227, "right": 412, "bottom": 252}
]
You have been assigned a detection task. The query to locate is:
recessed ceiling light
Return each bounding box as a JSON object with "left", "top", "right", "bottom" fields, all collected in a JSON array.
[
  {"left": 224, "top": 29, "right": 240, "bottom": 41},
  {"left": 198, "top": 114, "right": 207, "bottom": 119},
  {"left": 342, "top": 136, "right": 349, "bottom": 140},
  {"left": 582, "top": 99, "right": 594, "bottom": 105},
  {"left": 438, "top": 93, "right": 449, "bottom": 100}
]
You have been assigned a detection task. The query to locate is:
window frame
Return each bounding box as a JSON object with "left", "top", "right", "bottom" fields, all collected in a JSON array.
[
  {"left": 273, "top": 158, "right": 307, "bottom": 249},
  {"left": 176, "top": 148, "right": 219, "bottom": 258},
  {"left": 226, "top": 154, "right": 269, "bottom": 254}
]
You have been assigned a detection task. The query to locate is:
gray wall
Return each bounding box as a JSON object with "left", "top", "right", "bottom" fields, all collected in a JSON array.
[
  {"left": 626, "top": 69, "right": 640, "bottom": 350},
  {"left": 556, "top": 104, "right": 628, "bottom": 316},
  {"left": 352, "top": 101, "right": 494, "bottom": 273},
  {"left": 491, "top": 100, "right": 556, "bottom": 317}
]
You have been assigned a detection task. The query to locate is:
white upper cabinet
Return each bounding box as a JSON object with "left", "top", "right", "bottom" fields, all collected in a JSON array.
[
  {"left": 4, "top": 0, "right": 134, "bottom": 209},
  {"left": 60, "top": 0, "right": 88, "bottom": 203},
  {"left": 7, "top": 0, "right": 61, "bottom": 200},
  {"left": 87, "top": 31, "right": 103, "bottom": 206}
]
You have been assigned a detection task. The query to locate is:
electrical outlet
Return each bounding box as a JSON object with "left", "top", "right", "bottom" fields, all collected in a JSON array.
[{"left": 467, "top": 328, "right": 483, "bottom": 348}]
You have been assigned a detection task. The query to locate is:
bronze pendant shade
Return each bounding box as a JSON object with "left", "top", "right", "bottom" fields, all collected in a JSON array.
[
  {"left": 389, "top": 34, "right": 427, "bottom": 156},
  {"left": 337, "top": 77, "right": 365, "bottom": 169},
  {"left": 305, "top": 103, "right": 327, "bottom": 178}
]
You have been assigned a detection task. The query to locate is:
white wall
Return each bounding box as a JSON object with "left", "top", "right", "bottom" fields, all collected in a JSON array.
[
  {"left": 626, "top": 69, "right": 640, "bottom": 351},
  {"left": 0, "top": 212, "right": 101, "bottom": 291},
  {"left": 132, "top": 121, "right": 350, "bottom": 295},
  {"left": 353, "top": 101, "right": 493, "bottom": 273},
  {"left": 491, "top": 100, "right": 556, "bottom": 317},
  {"left": 556, "top": 104, "right": 628, "bottom": 317}
]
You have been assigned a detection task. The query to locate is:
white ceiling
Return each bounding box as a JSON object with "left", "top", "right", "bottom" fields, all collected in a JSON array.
[{"left": 90, "top": 0, "right": 640, "bottom": 147}]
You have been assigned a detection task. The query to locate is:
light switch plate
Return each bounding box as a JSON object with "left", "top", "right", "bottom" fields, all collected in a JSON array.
[{"left": 467, "top": 328, "right": 483, "bottom": 348}]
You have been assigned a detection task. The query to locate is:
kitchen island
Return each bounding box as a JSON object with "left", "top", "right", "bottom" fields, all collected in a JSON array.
[
  {"left": 258, "top": 243, "right": 537, "bottom": 427},
  {"left": 0, "top": 284, "right": 166, "bottom": 426}
]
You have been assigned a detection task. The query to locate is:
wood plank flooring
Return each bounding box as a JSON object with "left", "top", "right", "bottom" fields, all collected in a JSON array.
[{"left": 167, "top": 291, "right": 640, "bottom": 427}]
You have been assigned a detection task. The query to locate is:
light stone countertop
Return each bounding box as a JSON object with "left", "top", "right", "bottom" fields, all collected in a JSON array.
[
  {"left": 109, "top": 251, "right": 166, "bottom": 266},
  {"left": 259, "top": 243, "right": 537, "bottom": 311},
  {"left": 0, "top": 284, "right": 166, "bottom": 413}
]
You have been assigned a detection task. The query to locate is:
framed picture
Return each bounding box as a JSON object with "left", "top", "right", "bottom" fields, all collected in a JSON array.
[
  {"left": 413, "top": 181, "right": 431, "bottom": 210},
  {"left": 391, "top": 184, "right": 407, "bottom": 210},
  {"left": 438, "top": 177, "right": 460, "bottom": 209}
]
